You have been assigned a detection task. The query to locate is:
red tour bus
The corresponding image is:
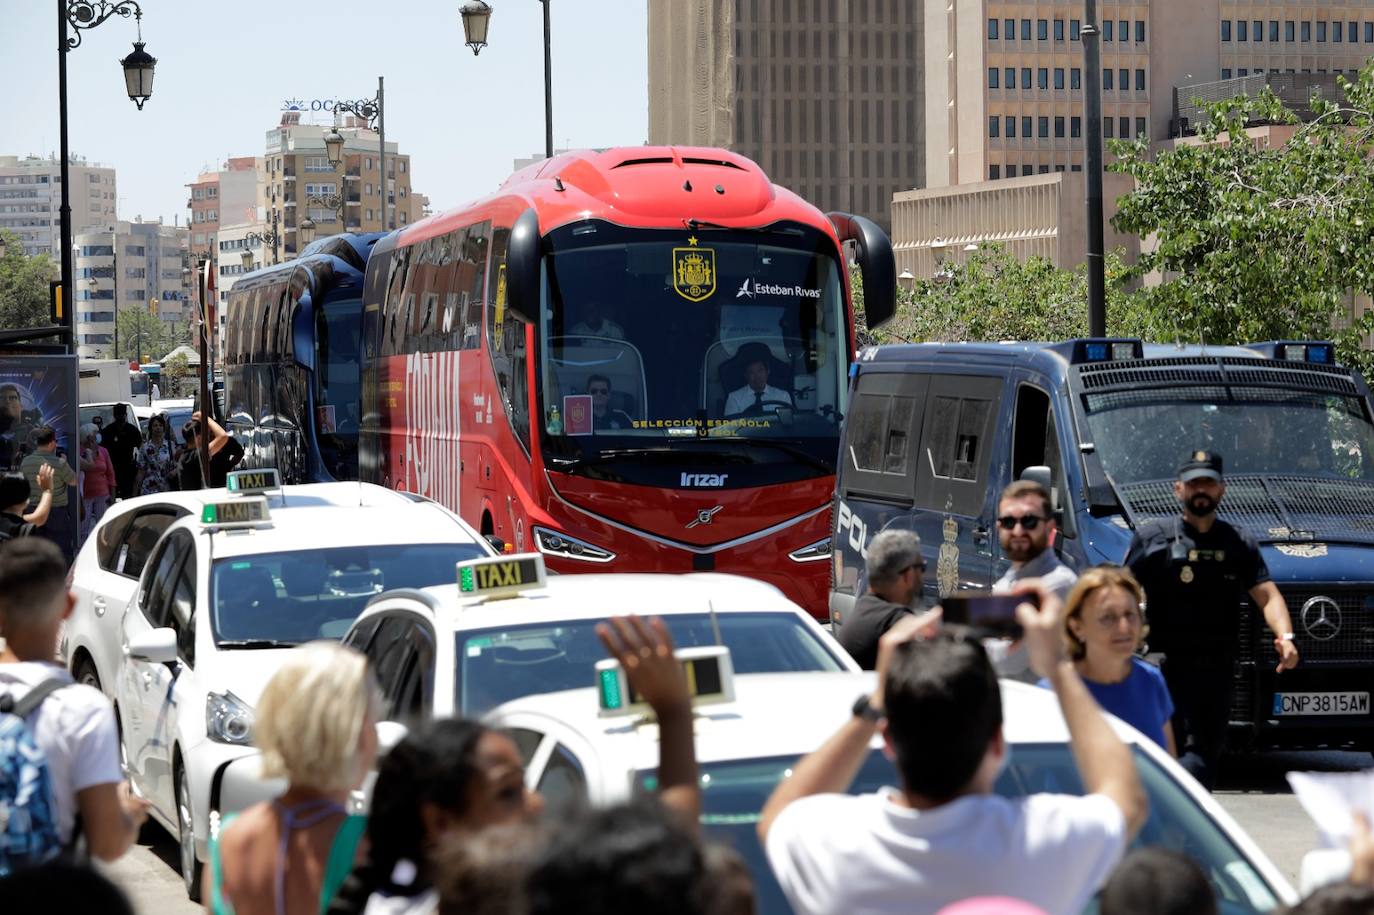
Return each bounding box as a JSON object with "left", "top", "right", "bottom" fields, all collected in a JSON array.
[{"left": 359, "top": 147, "right": 894, "bottom": 617}]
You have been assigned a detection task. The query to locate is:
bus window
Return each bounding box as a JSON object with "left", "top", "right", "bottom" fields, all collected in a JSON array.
[{"left": 486, "top": 228, "right": 529, "bottom": 453}]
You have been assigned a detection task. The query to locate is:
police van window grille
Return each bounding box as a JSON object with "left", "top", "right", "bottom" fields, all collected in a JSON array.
[
  {"left": 1084, "top": 388, "right": 1230, "bottom": 412},
  {"left": 1079, "top": 366, "right": 1224, "bottom": 389},
  {"left": 1118, "top": 477, "right": 1374, "bottom": 539},
  {"left": 1078, "top": 357, "right": 1358, "bottom": 395}
]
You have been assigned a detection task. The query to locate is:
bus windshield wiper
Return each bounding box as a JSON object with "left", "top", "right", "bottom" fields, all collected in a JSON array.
[
  {"left": 215, "top": 638, "right": 301, "bottom": 650},
  {"left": 730, "top": 439, "right": 833, "bottom": 474}
]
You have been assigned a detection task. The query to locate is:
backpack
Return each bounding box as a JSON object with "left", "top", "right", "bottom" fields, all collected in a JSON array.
[{"left": 0, "top": 679, "right": 69, "bottom": 877}]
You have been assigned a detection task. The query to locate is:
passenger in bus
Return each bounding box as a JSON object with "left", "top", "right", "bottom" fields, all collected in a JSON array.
[
  {"left": 569, "top": 301, "right": 626, "bottom": 340},
  {"left": 588, "top": 374, "right": 634, "bottom": 431},
  {"left": 724, "top": 344, "right": 792, "bottom": 417}
]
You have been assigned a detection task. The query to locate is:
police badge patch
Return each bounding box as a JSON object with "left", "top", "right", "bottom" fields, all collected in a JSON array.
[
  {"left": 672, "top": 237, "right": 716, "bottom": 302},
  {"left": 1180, "top": 565, "right": 1194, "bottom": 583}
]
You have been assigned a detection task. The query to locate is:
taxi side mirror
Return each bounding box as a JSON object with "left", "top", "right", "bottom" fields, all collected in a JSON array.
[{"left": 126, "top": 628, "right": 177, "bottom": 664}]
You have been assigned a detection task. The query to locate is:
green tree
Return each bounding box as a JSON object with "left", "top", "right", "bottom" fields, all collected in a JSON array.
[
  {"left": 0, "top": 229, "right": 57, "bottom": 331},
  {"left": 160, "top": 351, "right": 190, "bottom": 398},
  {"left": 853, "top": 244, "right": 1167, "bottom": 346},
  {"left": 1110, "top": 66, "right": 1374, "bottom": 371},
  {"left": 116, "top": 306, "right": 186, "bottom": 364}
]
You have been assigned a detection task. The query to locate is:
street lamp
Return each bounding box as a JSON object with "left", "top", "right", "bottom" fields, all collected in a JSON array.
[
  {"left": 460, "top": 1, "right": 492, "bottom": 54},
  {"left": 897, "top": 268, "right": 915, "bottom": 291},
  {"left": 240, "top": 248, "right": 254, "bottom": 271},
  {"left": 298, "top": 217, "right": 317, "bottom": 247},
  {"left": 242, "top": 227, "right": 280, "bottom": 267},
  {"left": 466, "top": 1, "right": 553, "bottom": 160},
  {"left": 58, "top": 0, "right": 154, "bottom": 353},
  {"left": 334, "top": 81, "right": 387, "bottom": 230},
  {"left": 324, "top": 125, "right": 346, "bottom": 168}
]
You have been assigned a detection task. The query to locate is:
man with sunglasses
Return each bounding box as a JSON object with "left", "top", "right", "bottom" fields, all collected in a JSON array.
[
  {"left": 835, "top": 529, "right": 930, "bottom": 669},
  {"left": 587, "top": 374, "right": 633, "bottom": 431},
  {"left": 993, "top": 480, "right": 1078, "bottom": 602}
]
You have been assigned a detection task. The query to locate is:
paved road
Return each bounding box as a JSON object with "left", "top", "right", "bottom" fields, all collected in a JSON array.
[{"left": 108, "top": 749, "right": 1372, "bottom": 914}]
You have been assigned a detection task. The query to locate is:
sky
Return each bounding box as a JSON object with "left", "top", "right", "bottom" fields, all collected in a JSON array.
[{"left": 1, "top": 0, "right": 649, "bottom": 226}]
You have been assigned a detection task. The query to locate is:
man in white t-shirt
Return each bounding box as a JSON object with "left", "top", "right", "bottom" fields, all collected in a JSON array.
[
  {"left": 0, "top": 538, "right": 148, "bottom": 860},
  {"left": 759, "top": 580, "right": 1148, "bottom": 915}
]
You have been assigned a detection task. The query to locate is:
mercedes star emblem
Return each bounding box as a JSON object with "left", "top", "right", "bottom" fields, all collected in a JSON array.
[
  {"left": 1299, "top": 595, "right": 1342, "bottom": 642},
  {"left": 686, "top": 506, "right": 723, "bottom": 528}
]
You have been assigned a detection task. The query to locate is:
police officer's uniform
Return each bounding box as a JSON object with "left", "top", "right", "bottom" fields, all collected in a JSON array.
[{"left": 1124, "top": 451, "right": 1269, "bottom": 789}]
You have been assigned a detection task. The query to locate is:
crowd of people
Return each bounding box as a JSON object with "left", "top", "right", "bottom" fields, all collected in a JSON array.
[{"left": 0, "top": 447, "right": 1371, "bottom": 914}]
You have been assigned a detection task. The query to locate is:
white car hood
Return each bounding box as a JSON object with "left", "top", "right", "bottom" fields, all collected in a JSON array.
[{"left": 203, "top": 647, "right": 303, "bottom": 709}]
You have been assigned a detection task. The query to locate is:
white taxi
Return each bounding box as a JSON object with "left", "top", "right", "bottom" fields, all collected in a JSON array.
[
  {"left": 485, "top": 668, "right": 1299, "bottom": 915},
  {"left": 103, "top": 470, "right": 492, "bottom": 900},
  {"left": 340, "top": 553, "right": 857, "bottom": 724}
]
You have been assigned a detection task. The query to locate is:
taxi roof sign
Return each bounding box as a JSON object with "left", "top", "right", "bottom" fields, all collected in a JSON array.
[
  {"left": 226, "top": 468, "right": 282, "bottom": 495},
  {"left": 456, "top": 553, "right": 546, "bottom": 601},
  {"left": 200, "top": 496, "right": 271, "bottom": 528},
  {"left": 597, "top": 646, "right": 736, "bottom": 718}
]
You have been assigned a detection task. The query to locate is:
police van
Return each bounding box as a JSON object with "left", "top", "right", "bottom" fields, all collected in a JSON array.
[{"left": 830, "top": 339, "right": 1374, "bottom": 752}]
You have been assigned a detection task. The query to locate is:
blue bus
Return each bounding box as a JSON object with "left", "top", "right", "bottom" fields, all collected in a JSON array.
[{"left": 221, "top": 233, "right": 384, "bottom": 482}]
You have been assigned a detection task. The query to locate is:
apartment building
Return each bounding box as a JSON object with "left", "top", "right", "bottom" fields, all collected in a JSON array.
[
  {"left": 647, "top": 0, "right": 923, "bottom": 229},
  {"left": 73, "top": 219, "right": 192, "bottom": 359},
  {"left": 0, "top": 155, "right": 116, "bottom": 260},
  {"left": 186, "top": 157, "right": 258, "bottom": 260}
]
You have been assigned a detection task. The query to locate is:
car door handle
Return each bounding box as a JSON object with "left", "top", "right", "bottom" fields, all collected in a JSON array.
[{"left": 93, "top": 597, "right": 107, "bottom": 617}]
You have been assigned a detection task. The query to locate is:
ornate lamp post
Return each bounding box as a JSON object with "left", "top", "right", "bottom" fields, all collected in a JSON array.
[
  {"left": 333, "top": 81, "right": 387, "bottom": 230},
  {"left": 59, "top": 1, "right": 156, "bottom": 352},
  {"left": 462, "top": 1, "right": 554, "bottom": 161},
  {"left": 242, "top": 224, "right": 281, "bottom": 269}
]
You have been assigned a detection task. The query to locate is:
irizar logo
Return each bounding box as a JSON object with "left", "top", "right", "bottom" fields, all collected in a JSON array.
[{"left": 681, "top": 472, "right": 729, "bottom": 487}]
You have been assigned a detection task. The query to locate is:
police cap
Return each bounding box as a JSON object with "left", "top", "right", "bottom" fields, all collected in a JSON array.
[{"left": 1178, "top": 449, "right": 1223, "bottom": 482}]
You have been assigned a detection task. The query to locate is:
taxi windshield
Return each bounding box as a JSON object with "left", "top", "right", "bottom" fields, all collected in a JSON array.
[
  {"left": 534, "top": 221, "right": 849, "bottom": 484},
  {"left": 456, "top": 612, "right": 844, "bottom": 715},
  {"left": 637, "top": 744, "right": 1281, "bottom": 915},
  {"left": 1083, "top": 390, "right": 1374, "bottom": 484},
  {"left": 210, "top": 543, "right": 485, "bottom": 646}
]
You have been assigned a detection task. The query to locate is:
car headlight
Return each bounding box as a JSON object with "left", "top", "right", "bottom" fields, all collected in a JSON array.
[
  {"left": 533, "top": 526, "right": 615, "bottom": 563},
  {"left": 206, "top": 691, "right": 255, "bottom": 745}
]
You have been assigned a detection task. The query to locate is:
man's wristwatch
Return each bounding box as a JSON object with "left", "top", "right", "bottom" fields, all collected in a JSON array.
[
  {"left": 852, "top": 694, "right": 883, "bottom": 723},
  {"left": 1279, "top": 632, "right": 1295, "bottom": 642}
]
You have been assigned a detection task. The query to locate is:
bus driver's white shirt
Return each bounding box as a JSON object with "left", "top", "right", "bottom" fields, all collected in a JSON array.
[
  {"left": 766, "top": 788, "right": 1127, "bottom": 915},
  {"left": 725, "top": 384, "right": 791, "bottom": 416}
]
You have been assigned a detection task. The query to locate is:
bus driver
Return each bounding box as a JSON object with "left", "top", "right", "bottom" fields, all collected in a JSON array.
[{"left": 725, "top": 344, "right": 792, "bottom": 417}]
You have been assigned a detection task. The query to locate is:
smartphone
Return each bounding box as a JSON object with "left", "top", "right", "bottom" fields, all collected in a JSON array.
[{"left": 940, "top": 591, "right": 1038, "bottom": 639}]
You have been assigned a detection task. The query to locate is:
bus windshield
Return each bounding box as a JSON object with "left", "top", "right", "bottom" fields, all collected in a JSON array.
[
  {"left": 1082, "top": 389, "right": 1374, "bottom": 485},
  {"left": 535, "top": 222, "right": 848, "bottom": 480},
  {"left": 315, "top": 294, "right": 363, "bottom": 479}
]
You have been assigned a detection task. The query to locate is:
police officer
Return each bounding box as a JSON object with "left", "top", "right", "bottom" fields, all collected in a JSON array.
[{"left": 1125, "top": 450, "right": 1298, "bottom": 789}]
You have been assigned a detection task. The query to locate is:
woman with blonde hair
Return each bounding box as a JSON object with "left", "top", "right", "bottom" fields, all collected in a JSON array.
[
  {"left": 1040, "top": 566, "right": 1177, "bottom": 755},
  {"left": 205, "top": 641, "right": 382, "bottom": 914}
]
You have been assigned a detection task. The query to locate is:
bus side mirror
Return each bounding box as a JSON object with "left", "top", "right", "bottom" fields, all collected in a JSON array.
[
  {"left": 505, "top": 208, "right": 542, "bottom": 325},
  {"left": 829, "top": 212, "right": 895, "bottom": 331}
]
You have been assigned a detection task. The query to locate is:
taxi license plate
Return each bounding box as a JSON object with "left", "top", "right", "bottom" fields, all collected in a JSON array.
[{"left": 1272, "top": 692, "right": 1370, "bottom": 716}]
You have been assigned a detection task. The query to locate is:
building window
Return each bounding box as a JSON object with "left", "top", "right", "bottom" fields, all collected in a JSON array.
[
  {"left": 1005, "top": 19, "right": 1015, "bottom": 40},
  {"left": 1221, "top": 20, "right": 1231, "bottom": 41},
  {"left": 1071, "top": 116, "right": 1082, "bottom": 138},
  {"left": 1071, "top": 164, "right": 1083, "bottom": 172},
  {"left": 1349, "top": 21, "right": 1358, "bottom": 43},
  {"left": 1239, "top": 68, "right": 1249, "bottom": 77},
  {"left": 1022, "top": 116, "right": 1032, "bottom": 138},
  {"left": 1137, "top": 21, "right": 1146, "bottom": 43},
  {"left": 1037, "top": 19, "right": 1047, "bottom": 40},
  {"left": 1006, "top": 116, "right": 1016, "bottom": 138},
  {"left": 1021, "top": 19, "right": 1030, "bottom": 40},
  {"left": 1071, "top": 19, "right": 1080, "bottom": 41},
  {"left": 1054, "top": 19, "right": 1064, "bottom": 41},
  {"left": 1222, "top": 68, "right": 1232, "bottom": 79},
  {"left": 1055, "top": 116, "right": 1065, "bottom": 138},
  {"left": 1005, "top": 67, "right": 1015, "bottom": 88},
  {"left": 1023, "top": 165, "right": 1035, "bottom": 177},
  {"left": 989, "top": 67, "right": 999, "bottom": 88},
  {"left": 1120, "top": 69, "right": 1129, "bottom": 90},
  {"left": 1071, "top": 68, "right": 1081, "bottom": 90},
  {"left": 1252, "top": 20, "right": 1262, "bottom": 42},
  {"left": 1367, "top": 22, "right": 1373, "bottom": 43},
  {"left": 1119, "top": 20, "right": 1128, "bottom": 42},
  {"left": 988, "top": 18, "right": 998, "bottom": 39},
  {"left": 1022, "top": 67, "right": 1032, "bottom": 89},
  {"left": 1317, "top": 21, "right": 1327, "bottom": 42},
  {"left": 990, "top": 164, "right": 1001, "bottom": 180},
  {"left": 1104, "top": 20, "right": 1113, "bottom": 41},
  {"left": 989, "top": 116, "right": 1000, "bottom": 138},
  {"left": 1038, "top": 116, "right": 1049, "bottom": 138},
  {"left": 1104, "top": 117, "right": 1114, "bottom": 138},
  {"left": 1103, "top": 69, "right": 1113, "bottom": 90},
  {"left": 1286, "top": 21, "right": 1295, "bottom": 42},
  {"left": 1301, "top": 21, "right": 1311, "bottom": 42},
  {"left": 1055, "top": 68, "right": 1065, "bottom": 90},
  {"left": 1120, "top": 117, "right": 1130, "bottom": 138},
  {"left": 1237, "top": 20, "right": 1248, "bottom": 41},
  {"left": 1137, "top": 117, "right": 1147, "bottom": 140},
  {"left": 1270, "top": 21, "right": 1279, "bottom": 42},
  {"left": 1038, "top": 68, "right": 1048, "bottom": 90},
  {"left": 1136, "top": 69, "right": 1145, "bottom": 91}
]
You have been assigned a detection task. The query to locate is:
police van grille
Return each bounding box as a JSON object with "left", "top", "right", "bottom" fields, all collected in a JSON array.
[
  {"left": 1078, "top": 357, "right": 1358, "bottom": 396},
  {"left": 1118, "top": 477, "right": 1374, "bottom": 544},
  {"left": 1230, "top": 605, "right": 1258, "bottom": 725},
  {"left": 1274, "top": 587, "right": 1374, "bottom": 662}
]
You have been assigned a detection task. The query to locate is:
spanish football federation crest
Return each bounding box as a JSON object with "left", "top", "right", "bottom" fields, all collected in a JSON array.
[{"left": 673, "top": 237, "right": 716, "bottom": 302}]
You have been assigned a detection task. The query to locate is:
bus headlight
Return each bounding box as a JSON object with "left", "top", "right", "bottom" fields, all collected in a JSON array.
[
  {"left": 789, "top": 537, "right": 832, "bottom": 562},
  {"left": 206, "top": 691, "right": 255, "bottom": 745},
  {"left": 533, "top": 526, "right": 615, "bottom": 563}
]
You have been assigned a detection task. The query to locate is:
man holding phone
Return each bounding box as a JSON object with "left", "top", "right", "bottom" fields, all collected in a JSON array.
[
  {"left": 1125, "top": 450, "right": 1298, "bottom": 789},
  {"left": 834, "top": 530, "right": 929, "bottom": 670},
  {"left": 759, "top": 581, "right": 1148, "bottom": 914}
]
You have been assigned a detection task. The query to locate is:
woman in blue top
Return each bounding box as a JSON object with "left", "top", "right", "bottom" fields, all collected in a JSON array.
[{"left": 1039, "top": 566, "right": 1176, "bottom": 755}]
